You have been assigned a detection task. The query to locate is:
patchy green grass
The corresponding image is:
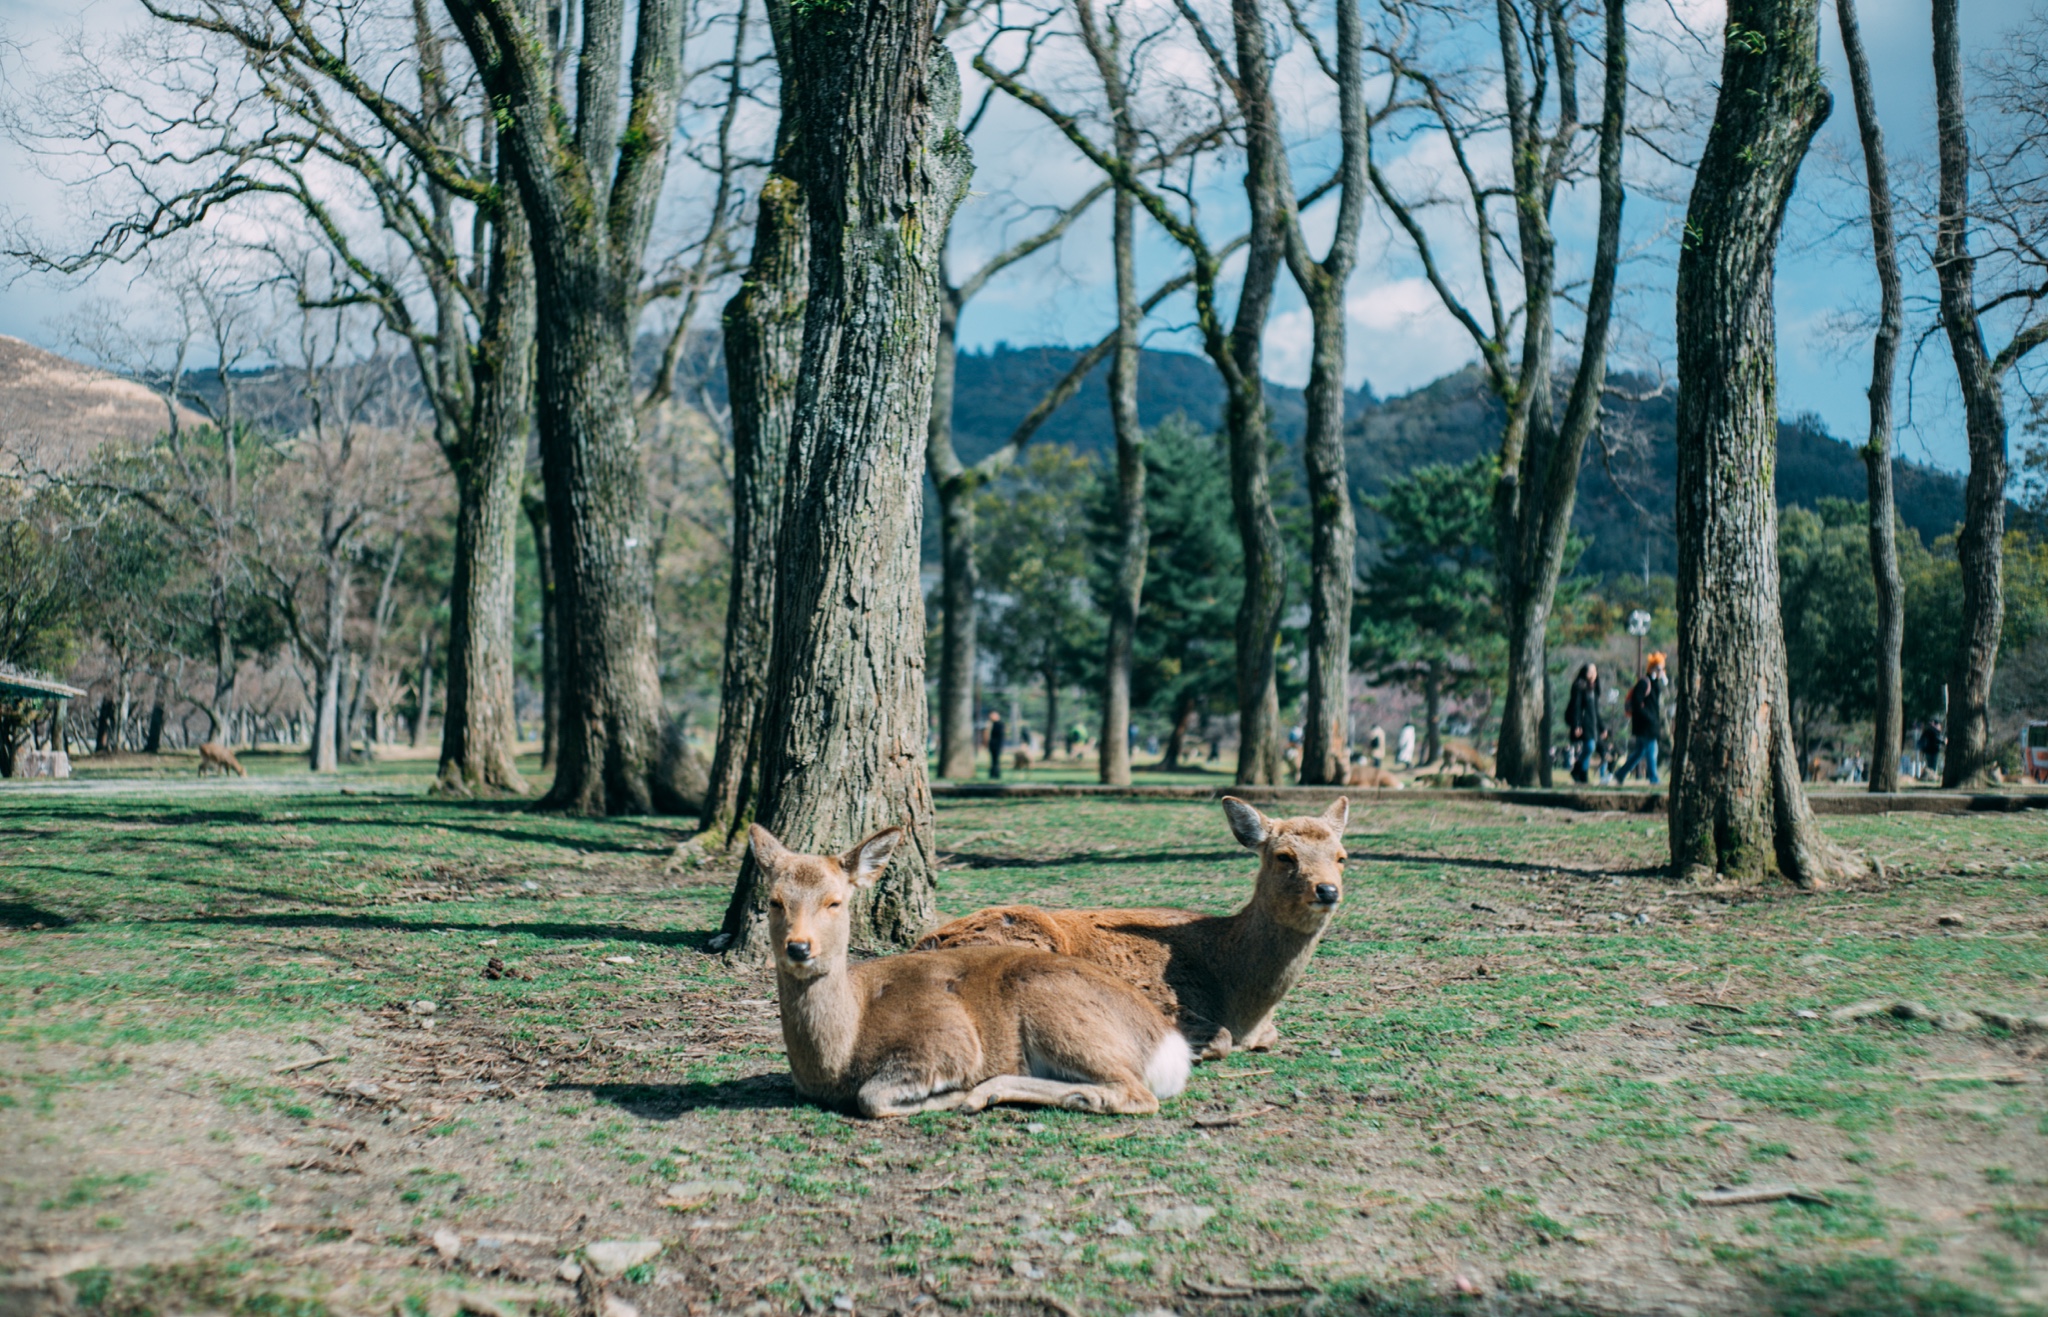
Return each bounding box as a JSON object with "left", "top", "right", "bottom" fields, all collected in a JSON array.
[{"left": 2, "top": 766, "right": 2045, "bottom": 1315}]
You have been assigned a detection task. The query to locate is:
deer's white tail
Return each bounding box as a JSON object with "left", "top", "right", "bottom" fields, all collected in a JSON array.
[{"left": 1145, "top": 1031, "right": 1193, "bottom": 1099}]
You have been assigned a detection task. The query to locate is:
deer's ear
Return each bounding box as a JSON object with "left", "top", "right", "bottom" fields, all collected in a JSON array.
[
  {"left": 1323, "top": 796, "right": 1351, "bottom": 835},
  {"left": 839, "top": 828, "right": 902, "bottom": 888},
  {"left": 748, "top": 824, "right": 788, "bottom": 867},
  {"left": 1221, "top": 797, "right": 1268, "bottom": 849}
]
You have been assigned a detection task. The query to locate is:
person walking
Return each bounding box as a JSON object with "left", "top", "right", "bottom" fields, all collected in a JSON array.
[
  {"left": 1368, "top": 725, "right": 1387, "bottom": 768},
  {"left": 1566, "top": 662, "right": 1601, "bottom": 784},
  {"left": 1917, "top": 720, "right": 1944, "bottom": 782},
  {"left": 987, "top": 709, "right": 1006, "bottom": 781},
  {"left": 1616, "top": 652, "right": 1668, "bottom": 785},
  {"left": 1397, "top": 723, "right": 1416, "bottom": 768}
]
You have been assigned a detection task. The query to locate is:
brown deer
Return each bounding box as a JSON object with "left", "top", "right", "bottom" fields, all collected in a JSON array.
[
  {"left": 918, "top": 797, "right": 1349, "bottom": 1061},
  {"left": 197, "top": 743, "right": 247, "bottom": 777},
  {"left": 1345, "top": 762, "right": 1403, "bottom": 789},
  {"left": 752, "top": 824, "right": 1191, "bottom": 1118}
]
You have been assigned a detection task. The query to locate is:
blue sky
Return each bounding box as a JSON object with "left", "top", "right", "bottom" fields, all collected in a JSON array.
[{"left": 0, "top": 0, "right": 2024, "bottom": 475}]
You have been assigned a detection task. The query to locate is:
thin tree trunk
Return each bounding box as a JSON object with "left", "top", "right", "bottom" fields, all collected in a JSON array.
[
  {"left": 931, "top": 296, "right": 982, "bottom": 783},
  {"left": 438, "top": 189, "right": 536, "bottom": 797},
  {"left": 1042, "top": 662, "right": 1058, "bottom": 767},
  {"left": 705, "top": 0, "right": 807, "bottom": 836},
  {"left": 1225, "top": 0, "right": 1288, "bottom": 787},
  {"left": 1288, "top": 0, "right": 1367, "bottom": 787},
  {"left": 412, "top": 627, "right": 435, "bottom": 750},
  {"left": 347, "top": 534, "right": 406, "bottom": 762},
  {"left": 144, "top": 668, "right": 166, "bottom": 755},
  {"left": 1423, "top": 661, "right": 1443, "bottom": 769},
  {"left": 1100, "top": 178, "right": 1145, "bottom": 788},
  {"left": 1932, "top": 0, "right": 2006, "bottom": 788},
  {"left": 310, "top": 559, "right": 350, "bottom": 773},
  {"left": 521, "top": 487, "right": 558, "bottom": 768},
  {"left": 717, "top": 20, "right": 972, "bottom": 960},
  {"left": 1838, "top": 0, "right": 1904, "bottom": 795},
  {"left": 1670, "top": 0, "right": 1860, "bottom": 886}
]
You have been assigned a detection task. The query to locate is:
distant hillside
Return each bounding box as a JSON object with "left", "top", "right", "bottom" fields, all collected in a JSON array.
[
  {"left": 0, "top": 336, "right": 205, "bottom": 472},
  {"left": 949, "top": 344, "right": 1374, "bottom": 466},
  {"left": 950, "top": 346, "right": 1972, "bottom": 579}
]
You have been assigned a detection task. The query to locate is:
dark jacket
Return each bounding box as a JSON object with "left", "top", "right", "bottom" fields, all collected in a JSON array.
[
  {"left": 1567, "top": 674, "right": 1601, "bottom": 741},
  {"left": 1627, "top": 672, "right": 1666, "bottom": 738}
]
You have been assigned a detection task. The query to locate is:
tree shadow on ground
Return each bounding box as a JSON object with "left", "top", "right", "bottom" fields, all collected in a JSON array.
[
  {"left": 1353, "top": 850, "right": 1670, "bottom": 881},
  {"left": 556, "top": 1072, "right": 799, "bottom": 1117},
  {"left": 165, "top": 910, "right": 721, "bottom": 949},
  {"left": 0, "top": 900, "right": 76, "bottom": 930},
  {"left": 939, "top": 849, "right": 1244, "bottom": 870}
]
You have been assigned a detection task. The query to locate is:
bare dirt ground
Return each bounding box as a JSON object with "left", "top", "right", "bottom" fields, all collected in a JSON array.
[{"left": 2, "top": 784, "right": 2044, "bottom": 1316}]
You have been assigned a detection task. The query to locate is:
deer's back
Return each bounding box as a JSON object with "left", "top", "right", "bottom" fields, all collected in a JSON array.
[{"left": 918, "top": 906, "right": 1228, "bottom": 1031}]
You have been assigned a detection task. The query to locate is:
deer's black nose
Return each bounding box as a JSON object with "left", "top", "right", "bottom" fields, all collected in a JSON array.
[
  {"left": 785, "top": 940, "right": 813, "bottom": 962},
  {"left": 1314, "top": 884, "right": 1340, "bottom": 905}
]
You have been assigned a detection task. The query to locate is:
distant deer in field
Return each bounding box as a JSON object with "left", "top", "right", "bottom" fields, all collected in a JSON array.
[
  {"left": 918, "top": 796, "right": 1350, "bottom": 1061},
  {"left": 1435, "top": 739, "right": 1494, "bottom": 777},
  {"left": 1012, "top": 748, "right": 1034, "bottom": 771},
  {"left": 752, "top": 824, "right": 1191, "bottom": 1118},
  {"left": 197, "top": 743, "right": 247, "bottom": 777}
]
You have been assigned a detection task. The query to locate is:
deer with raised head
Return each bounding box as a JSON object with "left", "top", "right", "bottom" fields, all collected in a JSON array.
[
  {"left": 918, "top": 797, "right": 1349, "bottom": 1061},
  {"left": 197, "top": 743, "right": 247, "bottom": 777},
  {"left": 752, "top": 824, "right": 1192, "bottom": 1118}
]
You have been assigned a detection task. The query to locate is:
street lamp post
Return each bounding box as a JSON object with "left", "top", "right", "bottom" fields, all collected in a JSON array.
[{"left": 1627, "top": 609, "right": 1652, "bottom": 679}]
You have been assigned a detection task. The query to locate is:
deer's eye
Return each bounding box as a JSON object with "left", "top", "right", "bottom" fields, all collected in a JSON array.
[
  {"left": 825, "top": 900, "right": 844, "bottom": 911},
  {"left": 769, "top": 898, "right": 784, "bottom": 911}
]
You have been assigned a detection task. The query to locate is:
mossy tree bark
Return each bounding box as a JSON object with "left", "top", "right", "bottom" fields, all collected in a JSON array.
[
  {"left": 436, "top": 195, "right": 534, "bottom": 798},
  {"left": 1836, "top": 0, "right": 1905, "bottom": 794},
  {"left": 703, "top": 0, "right": 806, "bottom": 838},
  {"left": 442, "top": 0, "right": 687, "bottom": 815},
  {"left": 717, "top": 14, "right": 972, "bottom": 959},
  {"left": 1669, "top": 0, "right": 1862, "bottom": 887}
]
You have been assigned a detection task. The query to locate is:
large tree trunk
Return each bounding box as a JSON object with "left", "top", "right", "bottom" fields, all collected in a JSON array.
[
  {"left": 1932, "top": 0, "right": 2006, "bottom": 788},
  {"left": 1224, "top": 0, "right": 1287, "bottom": 787},
  {"left": 443, "top": 0, "right": 689, "bottom": 816},
  {"left": 528, "top": 256, "right": 664, "bottom": 813},
  {"left": 1837, "top": 0, "right": 1905, "bottom": 795},
  {"left": 521, "top": 487, "right": 558, "bottom": 768},
  {"left": 715, "top": 20, "right": 971, "bottom": 960},
  {"left": 438, "top": 196, "right": 536, "bottom": 797},
  {"left": 347, "top": 535, "right": 406, "bottom": 763},
  {"left": 931, "top": 297, "right": 982, "bottom": 783},
  {"left": 1669, "top": 0, "right": 1860, "bottom": 887},
  {"left": 1099, "top": 181, "right": 1146, "bottom": 788},
  {"left": 704, "top": 2, "right": 807, "bottom": 836}
]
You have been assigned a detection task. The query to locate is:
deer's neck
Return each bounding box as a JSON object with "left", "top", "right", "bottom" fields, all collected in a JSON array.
[
  {"left": 1218, "top": 895, "right": 1329, "bottom": 1028},
  {"left": 776, "top": 963, "right": 864, "bottom": 1098}
]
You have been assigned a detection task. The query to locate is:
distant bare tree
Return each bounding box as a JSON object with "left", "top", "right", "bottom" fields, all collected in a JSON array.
[{"left": 1928, "top": 0, "right": 2048, "bottom": 784}]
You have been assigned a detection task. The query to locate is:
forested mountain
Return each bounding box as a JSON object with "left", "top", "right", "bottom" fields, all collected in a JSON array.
[{"left": 950, "top": 345, "right": 1971, "bottom": 578}]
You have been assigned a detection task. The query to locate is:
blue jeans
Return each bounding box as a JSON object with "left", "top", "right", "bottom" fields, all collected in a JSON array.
[{"left": 1618, "top": 734, "right": 1659, "bottom": 784}]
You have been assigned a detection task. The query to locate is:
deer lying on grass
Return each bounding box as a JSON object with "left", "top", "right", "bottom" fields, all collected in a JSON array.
[
  {"left": 1346, "top": 762, "right": 1402, "bottom": 789},
  {"left": 197, "top": 743, "right": 247, "bottom": 777},
  {"left": 752, "top": 824, "right": 1192, "bottom": 1118},
  {"left": 917, "top": 797, "right": 1349, "bottom": 1061}
]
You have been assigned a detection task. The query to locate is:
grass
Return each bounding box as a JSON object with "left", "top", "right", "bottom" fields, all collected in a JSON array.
[{"left": 2, "top": 759, "right": 2046, "bottom": 1315}]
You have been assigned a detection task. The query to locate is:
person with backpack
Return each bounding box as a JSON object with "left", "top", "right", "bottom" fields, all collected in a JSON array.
[
  {"left": 1566, "top": 663, "right": 1601, "bottom": 784},
  {"left": 1617, "top": 652, "right": 1668, "bottom": 785}
]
